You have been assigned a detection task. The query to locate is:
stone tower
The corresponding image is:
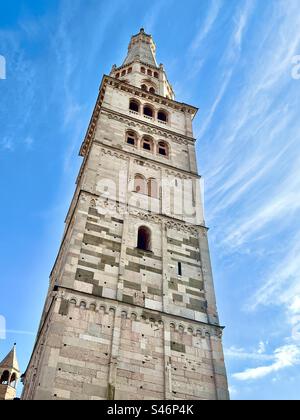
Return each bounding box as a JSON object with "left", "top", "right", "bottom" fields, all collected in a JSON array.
[
  {"left": 0, "top": 344, "right": 20, "bottom": 400},
  {"left": 22, "top": 29, "right": 229, "bottom": 400}
]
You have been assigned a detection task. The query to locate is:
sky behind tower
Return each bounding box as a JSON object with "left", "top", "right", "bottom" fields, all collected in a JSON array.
[{"left": 1, "top": 0, "right": 300, "bottom": 400}]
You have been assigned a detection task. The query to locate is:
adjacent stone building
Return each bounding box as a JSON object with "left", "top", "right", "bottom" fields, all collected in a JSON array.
[
  {"left": 21, "top": 29, "right": 229, "bottom": 400},
  {"left": 0, "top": 344, "right": 20, "bottom": 400}
]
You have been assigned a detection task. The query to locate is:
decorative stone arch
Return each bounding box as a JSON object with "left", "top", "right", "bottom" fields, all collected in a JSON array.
[
  {"left": 89, "top": 303, "right": 96, "bottom": 311},
  {"left": 79, "top": 301, "right": 87, "bottom": 309}
]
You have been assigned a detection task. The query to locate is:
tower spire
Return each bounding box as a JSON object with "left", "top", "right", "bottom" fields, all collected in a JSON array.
[
  {"left": 0, "top": 344, "right": 20, "bottom": 400},
  {"left": 123, "top": 28, "right": 158, "bottom": 67}
]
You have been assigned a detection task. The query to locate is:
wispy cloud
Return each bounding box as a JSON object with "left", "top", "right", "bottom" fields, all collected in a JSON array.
[
  {"left": 233, "top": 345, "right": 300, "bottom": 381},
  {"left": 225, "top": 345, "right": 273, "bottom": 362},
  {"left": 196, "top": 1, "right": 254, "bottom": 139},
  {"left": 189, "top": 0, "right": 223, "bottom": 53}
]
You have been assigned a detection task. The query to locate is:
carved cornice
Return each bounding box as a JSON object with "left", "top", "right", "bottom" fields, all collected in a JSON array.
[
  {"left": 88, "top": 194, "right": 202, "bottom": 236},
  {"left": 93, "top": 143, "right": 200, "bottom": 180}
]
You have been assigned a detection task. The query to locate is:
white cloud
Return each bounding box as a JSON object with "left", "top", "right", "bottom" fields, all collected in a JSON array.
[
  {"left": 225, "top": 345, "right": 272, "bottom": 362},
  {"left": 233, "top": 345, "right": 300, "bottom": 381}
]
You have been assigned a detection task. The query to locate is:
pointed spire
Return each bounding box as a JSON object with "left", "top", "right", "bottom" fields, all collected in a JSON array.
[
  {"left": 0, "top": 344, "right": 20, "bottom": 373},
  {"left": 123, "top": 28, "right": 158, "bottom": 67}
]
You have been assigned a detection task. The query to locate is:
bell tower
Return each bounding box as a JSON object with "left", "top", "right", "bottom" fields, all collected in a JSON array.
[
  {"left": 22, "top": 29, "right": 229, "bottom": 400},
  {"left": 0, "top": 344, "right": 20, "bottom": 400}
]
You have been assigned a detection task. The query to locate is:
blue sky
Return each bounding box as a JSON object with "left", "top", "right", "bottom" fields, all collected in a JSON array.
[{"left": 1, "top": 0, "right": 300, "bottom": 400}]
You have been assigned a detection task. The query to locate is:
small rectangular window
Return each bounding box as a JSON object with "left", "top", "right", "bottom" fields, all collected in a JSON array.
[
  {"left": 178, "top": 262, "right": 182, "bottom": 276},
  {"left": 143, "top": 143, "right": 151, "bottom": 150}
]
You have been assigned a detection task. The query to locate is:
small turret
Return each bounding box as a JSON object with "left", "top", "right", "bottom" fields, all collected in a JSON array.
[{"left": 0, "top": 344, "right": 20, "bottom": 400}]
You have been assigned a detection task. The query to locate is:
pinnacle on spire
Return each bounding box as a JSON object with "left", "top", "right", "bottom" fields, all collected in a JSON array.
[
  {"left": 0, "top": 345, "right": 20, "bottom": 373},
  {"left": 123, "top": 28, "right": 158, "bottom": 67}
]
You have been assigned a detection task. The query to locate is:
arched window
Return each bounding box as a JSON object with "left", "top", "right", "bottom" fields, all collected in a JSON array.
[
  {"left": 127, "top": 67, "right": 132, "bottom": 74},
  {"left": 0, "top": 370, "right": 10, "bottom": 385},
  {"left": 141, "top": 84, "right": 148, "bottom": 91},
  {"left": 158, "top": 141, "right": 169, "bottom": 157},
  {"left": 115, "top": 73, "right": 120, "bottom": 79},
  {"left": 137, "top": 226, "right": 151, "bottom": 251},
  {"left": 80, "top": 301, "right": 86, "bottom": 309},
  {"left": 147, "top": 69, "right": 152, "bottom": 76},
  {"left": 143, "top": 105, "right": 153, "bottom": 118},
  {"left": 121, "top": 70, "right": 126, "bottom": 76},
  {"left": 10, "top": 373, "right": 17, "bottom": 388},
  {"left": 129, "top": 99, "right": 140, "bottom": 113},
  {"left": 126, "top": 130, "right": 137, "bottom": 146},
  {"left": 141, "top": 67, "right": 146, "bottom": 74},
  {"left": 149, "top": 87, "right": 156, "bottom": 94},
  {"left": 157, "top": 110, "right": 168, "bottom": 122},
  {"left": 70, "top": 299, "right": 77, "bottom": 305},
  {"left": 154, "top": 71, "right": 159, "bottom": 79},
  {"left": 141, "top": 136, "right": 154, "bottom": 152},
  {"left": 134, "top": 174, "right": 147, "bottom": 194},
  {"left": 147, "top": 178, "right": 158, "bottom": 198}
]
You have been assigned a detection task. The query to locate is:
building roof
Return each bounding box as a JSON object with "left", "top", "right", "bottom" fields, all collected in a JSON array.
[
  {"left": 123, "top": 28, "right": 158, "bottom": 67},
  {"left": 0, "top": 345, "right": 20, "bottom": 373}
]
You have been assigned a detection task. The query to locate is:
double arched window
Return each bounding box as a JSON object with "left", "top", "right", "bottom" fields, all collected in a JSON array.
[
  {"left": 141, "top": 85, "right": 156, "bottom": 94},
  {"left": 134, "top": 175, "right": 158, "bottom": 198},
  {"left": 137, "top": 226, "right": 152, "bottom": 251}
]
